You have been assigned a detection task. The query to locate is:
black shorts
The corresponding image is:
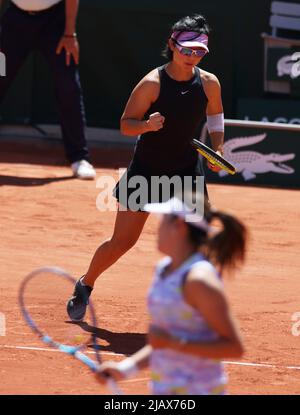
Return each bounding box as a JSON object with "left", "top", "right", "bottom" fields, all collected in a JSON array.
[{"left": 113, "top": 159, "right": 209, "bottom": 212}]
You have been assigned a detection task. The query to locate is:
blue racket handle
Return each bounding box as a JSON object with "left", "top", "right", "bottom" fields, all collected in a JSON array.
[
  {"left": 68, "top": 347, "right": 123, "bottom": 395},
  {"left": 74, "top": 351, "right": 123, "bottom": 395},
  {"left": 74, "top": 350, "right": 100, "bottom": 371}
]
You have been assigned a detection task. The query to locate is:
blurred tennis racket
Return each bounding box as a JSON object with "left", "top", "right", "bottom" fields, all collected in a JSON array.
[
  {"left": 191, "top": 138, "right": 236, "bottom": 175},
  {"left": 18, "top": 266, "right": 122, "bottom": 394}
]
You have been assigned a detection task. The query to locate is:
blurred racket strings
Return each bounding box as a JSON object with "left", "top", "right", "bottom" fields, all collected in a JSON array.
[{"left": 20, "top": 267, "right": 98, "bottom": 353}]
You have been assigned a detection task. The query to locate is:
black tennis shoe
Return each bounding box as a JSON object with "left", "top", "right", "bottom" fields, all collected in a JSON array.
[{"left": 66, "top": 277, "right": 93, "bottom": 322}]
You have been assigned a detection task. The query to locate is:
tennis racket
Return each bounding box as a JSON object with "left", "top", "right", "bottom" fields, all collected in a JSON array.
[
  {"left": 191, "top": 138, "right": 236, "bottom": 175},
  {"left": 18, "top": 266, "right": 122, "bottom": 394}
]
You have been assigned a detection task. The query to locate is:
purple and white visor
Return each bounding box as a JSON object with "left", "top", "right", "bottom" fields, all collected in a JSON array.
[{"left": 171, "top": 31, "right": 209, "bottom": 52}]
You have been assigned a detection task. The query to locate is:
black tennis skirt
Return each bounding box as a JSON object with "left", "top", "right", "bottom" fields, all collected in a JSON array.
[{"left": 113, "top": 159, "right": 208, "bottom": 212}]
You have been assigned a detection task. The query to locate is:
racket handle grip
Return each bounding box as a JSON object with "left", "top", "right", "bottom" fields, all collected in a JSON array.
[{"left": 73, "top": 350, "right": 100, "bottom": 371}]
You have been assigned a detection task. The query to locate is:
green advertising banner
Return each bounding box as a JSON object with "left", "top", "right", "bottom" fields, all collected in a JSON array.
[{"left": 202, "top": 121, "right": 300, "bottom": 189}]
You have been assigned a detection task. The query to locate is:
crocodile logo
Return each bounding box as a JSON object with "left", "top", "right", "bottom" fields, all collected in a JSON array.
[{"left": 219, "top": 134, "right": 295, "bottom": 181}]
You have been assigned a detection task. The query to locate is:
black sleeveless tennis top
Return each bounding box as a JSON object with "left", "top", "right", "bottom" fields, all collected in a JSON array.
[{"left": 131, "top": 64, "right": 208, "bottom": 176}]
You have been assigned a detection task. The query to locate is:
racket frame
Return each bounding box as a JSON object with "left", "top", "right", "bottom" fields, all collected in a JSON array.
[
  {"left": 191, "top": 139, "right": 237, "bottom": 175},
  {"left": 18, "top": 266, "right": 121, "bottom": 394}
]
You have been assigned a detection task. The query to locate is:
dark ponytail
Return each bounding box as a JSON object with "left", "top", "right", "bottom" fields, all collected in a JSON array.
[
  {"left": 172, "top": 190, "right": 247, "bottom": 274},
  {"left": 186, "top": 224, "right": 207, "bottom": 247},
  {"left": 184, "top": 204, "right": 247, "bottom": 274},
  {"left": 206, "top": 209, "right": 247, "bottom": 274}
]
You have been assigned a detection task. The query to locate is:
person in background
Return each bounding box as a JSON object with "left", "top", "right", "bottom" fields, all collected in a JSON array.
[{"left": 0, "top": 0, "right": 96, "bottom": 179}]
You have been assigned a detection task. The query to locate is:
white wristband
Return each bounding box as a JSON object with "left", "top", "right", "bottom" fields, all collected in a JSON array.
[
  {"left": 117, "top": 358, "right": 139, "bottom": 379},
  {"left": 207, "top": 113, "right": 224, "bottom": 133}
]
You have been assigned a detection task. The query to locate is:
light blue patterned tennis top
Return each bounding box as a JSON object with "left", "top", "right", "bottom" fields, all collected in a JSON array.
[{"left": 147, "top": 252, "right": 227, "bottom": 395}]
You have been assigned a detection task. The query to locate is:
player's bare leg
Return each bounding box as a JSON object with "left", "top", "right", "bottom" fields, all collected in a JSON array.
[
  {"left": 67, "top": 208, "right": 149, "bottom": 321},
  {"left": 83, "top": 208, "right": 149, "bottom": 287}
]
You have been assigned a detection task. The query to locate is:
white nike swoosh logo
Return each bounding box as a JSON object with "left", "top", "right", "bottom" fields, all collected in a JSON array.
[{"left": 181, "top": 90, "right": 189, "bottom": 95}]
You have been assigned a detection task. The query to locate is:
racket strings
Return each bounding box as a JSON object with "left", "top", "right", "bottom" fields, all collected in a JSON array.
[
  {"left": 19, "top": 267, "right": 123, "bottom": 394},
  {"left": 191, "top": 139, "right": 236, "bottom": 175}
]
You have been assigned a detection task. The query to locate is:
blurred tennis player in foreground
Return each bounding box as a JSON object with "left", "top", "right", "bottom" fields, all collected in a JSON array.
[
  {"left": 67, "top": 13, "right": 225, "bottom": 321},
  {"left": 96, "top": 193, "right": 247, "bottom": 395}
]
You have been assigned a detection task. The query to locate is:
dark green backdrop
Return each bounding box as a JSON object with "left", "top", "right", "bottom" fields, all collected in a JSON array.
[{"left": 0, "top": 0, "right": 292, "bottom": 128}]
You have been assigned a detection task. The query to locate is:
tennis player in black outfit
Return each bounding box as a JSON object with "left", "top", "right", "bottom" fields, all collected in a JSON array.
[{"left": 67, "top": 14, "right": 226, "bottom": 321}]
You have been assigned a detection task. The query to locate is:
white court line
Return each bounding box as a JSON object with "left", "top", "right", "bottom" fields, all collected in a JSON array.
[
  {"left": 1, "top": 344, "right": 300, "bottom": 371},
  {"left": 223, "top": 361, "right": 300, "bottom": 370}
]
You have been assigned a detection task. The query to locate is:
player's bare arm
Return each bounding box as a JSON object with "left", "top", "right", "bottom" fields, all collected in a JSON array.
[
  {"left": 149, "top": 266, "right": 244, "bottom": 359},
  {"left": 200, "top": 71, "right": 224, "bottom": 172},
  {"left": 201, "top": 71, "right": 224, "bottom": 150},
  {"left": 182, "top": 274, "right": 244, "bottom": 358},
  {"left": 95, "top": 345, "right": 152, "bottom": 384}
]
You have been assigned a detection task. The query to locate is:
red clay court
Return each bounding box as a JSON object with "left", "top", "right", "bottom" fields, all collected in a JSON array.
[{"left": 0, "top": 140, "right": 300, "bottom": 395}]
